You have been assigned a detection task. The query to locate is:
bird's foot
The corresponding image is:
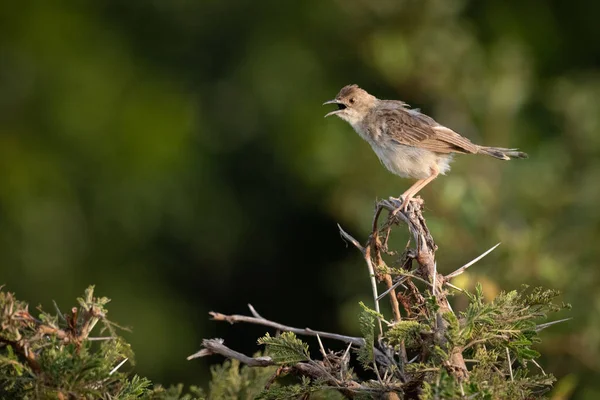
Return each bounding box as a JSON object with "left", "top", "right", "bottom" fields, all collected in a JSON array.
[
  {"left": 388, "top": 196, "right": 405, "bottom": 210},
  {"left": 388, "top": 196, "right": 408, "bottom": 217},
  {"left": 388, "top": 196, "right": 423, "bottom": 216}
]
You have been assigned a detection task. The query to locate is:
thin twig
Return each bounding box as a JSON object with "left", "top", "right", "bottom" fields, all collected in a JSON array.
[
  {"left": 376, "top": 278, "right": 408, "bottom": 301},
  {"left": 432, "top": 261, "right": 438, "bottom": 296},
  {"left": 210, "top": 309, "right": 364, "bottom": 346},
  {"left": 188, "top": 338, "right": 274, "bottom": 366},
  {"left": 463, "top": 335, "right": 509, "bottom": 351},
  {"left": 316, "top": 334, "right": 331, "bottom": 368},
  {"left": 506, "top": 348, "right": 514, "bottom": 381},
  {"left": 445, "top": 282, "right": 468, "bottom": 295},
  {"left": 372, "top": 202, "right": 384, "bottom": 235},
  {"left": 340, "top": 342, "right": 353, "bottom": 380},
  {"left": 373, "top": 352, "right": 384, "bottom": 384},
  {"left": 531, "top": 359, "right": 546, "bottom": 376},
  {"left": 52, "top": 300, "right": 66, "bottom": 323},
  {"left": 247, "top": 304, "right": 264, "bottom": 319},
  {"left": 369, "top": 204, "right": 403, "bottom": 325},
  {"left": 87, "top": 336, "right": 117, "bottom": 341},
  {"left": 364, "top": 245, "right": 384, "bottom": 336},
  {"left": 109, "top": 358, "right": 128, "bottom": 376},
  {"left": 400, "top": 272, "right": 433, "bottom": 287},
  {"left": 338, "top": 224, "right": 365, "bottom": 254},
  {"left": 338, "top": 224, "right": 383, "bottom": 335},
  {"left": 535, "top": 318, "right": 572, "bottom": 332},
  {"left": 446, "top": 243, "right": 501, "bottom": 279}
]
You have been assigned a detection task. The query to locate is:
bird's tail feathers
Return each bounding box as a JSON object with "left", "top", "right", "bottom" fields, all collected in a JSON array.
[{"left": 477, "top": 146, "right": 528, "bottom": 160}]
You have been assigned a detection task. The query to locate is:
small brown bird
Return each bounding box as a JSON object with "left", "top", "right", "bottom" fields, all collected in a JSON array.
[{"left": 324, "top": 84, "right": 527, "bottom": 210}]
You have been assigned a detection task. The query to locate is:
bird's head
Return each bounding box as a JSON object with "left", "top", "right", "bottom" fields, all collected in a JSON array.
[{"left": 323, "top": 84, "right": 377, "bottom": 125}]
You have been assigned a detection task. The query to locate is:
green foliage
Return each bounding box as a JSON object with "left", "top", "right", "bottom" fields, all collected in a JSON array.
[
  {"left": 387, "top": 320, "right": 423, "bottom": 349},
  {"left": 460, "top": 284, "right": 568, "bottom": 363},
  {"left": 145, "top": 384, "right": 205, "bottom": 400},
  {"left": 0, "top": 272, "right": 570, "bottom": 399},
  {"left": 207, "top": 358, "right": 276, "bottom": 400},
  {"left": 1, "top": 285, "right": 358, "bottom": 399},
  {"left": 383, "top": 282, "right": 569, "bottom": 399},
  {"left": 204, "top": 281, "right": 567, "bottom": 399},
  {"left": 0, "top": 286, "right": 207, "bottom": 400},
  {"left": 257, "top": 332, "right": 309, "bottom": 365},
  {"left": 356, "top": 301, "right": 379, "bottom": 370},
  {"left": 257, "top": 376, "right": 342, "bottom": 400},
  {"left": 0, "top": 285, "right": 143, "bottom": 399}
]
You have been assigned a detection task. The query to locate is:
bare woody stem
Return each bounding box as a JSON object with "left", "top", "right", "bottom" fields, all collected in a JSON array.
[
  {"left": 340, "top": 197, "right": 468, "bottom": 380},
  {"left": 209, "top": 305, "right": 364, "bottom": 346},
  {"left": 205, "top": 304, "right": 396, "bottom": 367},
  {"left": 189, "top": 339, "right": 364, "bottom": 399},
  {"left": 193, "top": 196, "right": 469, "bottom": 393},
  {"left": 378, "top": 198, "right": 468, "bottom": 380}
]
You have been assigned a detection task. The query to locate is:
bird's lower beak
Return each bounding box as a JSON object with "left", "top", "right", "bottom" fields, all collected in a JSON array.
[{"left": 323, "top": 99, "right": 343, "bottom": 118}]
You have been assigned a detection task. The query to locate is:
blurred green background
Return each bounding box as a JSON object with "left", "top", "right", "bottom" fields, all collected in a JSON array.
[{"left": 1, "top": 0, "right": 599, "bottom": 398}]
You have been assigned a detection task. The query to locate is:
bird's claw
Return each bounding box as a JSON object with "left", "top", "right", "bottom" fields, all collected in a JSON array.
[
  {"left": 388, "top": 196, "right": 408, "bottom": 216},
  {"left": 388, "top": 196, "right": 423, "bottom": 216},
  {"left": 388, "top": 196, "right": 402, "bottom": 207}
]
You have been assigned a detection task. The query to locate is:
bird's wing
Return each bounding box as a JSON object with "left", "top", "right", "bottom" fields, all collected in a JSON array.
[{"left": 372, "top": 107, "right": 479, "bottom": 154}]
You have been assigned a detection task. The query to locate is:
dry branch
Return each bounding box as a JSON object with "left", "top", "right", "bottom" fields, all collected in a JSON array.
[
  {"left": 189, "top": 195, "right": 548, "bottom": 397},
  {"left": 188, "top": 338, "right": 274, "bottom": 366},
  {"left": 209, "top": 305, "right": 364, "bottom": 347},
  {"left": 356, "top": 197, "right": 468, "bottom": 380},
  {"left": 395, "top": 199, "right": 468, "bottom": 379},
  {"left": 207, "top": 305, "right": 397, "bottom": 369},
  {"left": 190, "top": 338, "right": 401, "bottom": 399},
  {"left": 340, "top": 197, "right": 468, "bottom": 379}
]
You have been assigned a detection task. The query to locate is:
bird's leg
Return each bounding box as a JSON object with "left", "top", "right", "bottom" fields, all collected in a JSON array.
[
  {"left": 390, "top": 179, "right": 425, "bottom": 209},
  {"left": 393, "top": 170, "right": 440, "bottom": 213}
]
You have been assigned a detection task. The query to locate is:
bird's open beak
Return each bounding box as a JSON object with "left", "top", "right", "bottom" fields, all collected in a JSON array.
[{"left": 323, "top": 99, "right": 345, "bottom": 118}]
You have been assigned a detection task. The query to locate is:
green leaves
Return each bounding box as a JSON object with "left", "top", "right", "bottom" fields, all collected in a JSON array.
[
  {"left": 0, "top": 286, "right": 188, "bottom": 400},
  {"left": 0, "top": 278, "right": 570, "bottom": 399},
  {"left": 257, "top": 332, "right": 309, "bottom": 365},
  {"left": 256, "top": 376, "right": 333, "bottom": 400},
  {"left": 356, "top": 301, "right": 380, "bottom": 369},
  {"left": 459, "top": 284, "right": 569, "bottom": 368},
  {"left": 387, "top": 320, "right": 422, "bottom": 349},
  {"left": 208, "top": 358, "right": 276, "bottom": 400}
]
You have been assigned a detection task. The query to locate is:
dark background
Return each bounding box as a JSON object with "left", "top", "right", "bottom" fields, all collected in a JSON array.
[{"left": 1, "top": 0, "right": 599, "bottom": 398}]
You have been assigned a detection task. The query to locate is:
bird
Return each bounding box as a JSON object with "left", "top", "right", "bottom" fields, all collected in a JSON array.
[{"left": 323, "top": 84, "right": 527, "bottom": 211}]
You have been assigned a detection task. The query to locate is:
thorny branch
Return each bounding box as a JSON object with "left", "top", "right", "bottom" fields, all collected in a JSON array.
[
  {"left": 191, "top": 197, "right": 470, "bottom": 397},
  {"left": 206, "top": 304, "right": 395, "bottom": 367},
  {"left": 342, "top": 196, "right": 468, "bottom": 380},
  {"left": 191, "top": 196, "right": 565, "bottom": 397},
  {"left": 190, "top": 338, "right": 398, "bottom": 399},
  {"left": 209, "top": 305, "right": 364, "bottom": 347}
]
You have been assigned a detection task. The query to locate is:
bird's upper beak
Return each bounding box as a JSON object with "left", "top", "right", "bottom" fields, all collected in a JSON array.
[{"left": 323, "top": 99, "right": 346, "bottom": 118}]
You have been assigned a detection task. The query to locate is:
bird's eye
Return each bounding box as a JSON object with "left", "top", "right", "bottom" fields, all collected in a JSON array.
[{"left": 349, "top": 98, "right": 355, "bottom": 104}]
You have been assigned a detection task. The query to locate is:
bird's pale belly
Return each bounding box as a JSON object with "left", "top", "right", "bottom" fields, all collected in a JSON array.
[{"left": 370, "top": 142, "right": 452, "bottom": 179}]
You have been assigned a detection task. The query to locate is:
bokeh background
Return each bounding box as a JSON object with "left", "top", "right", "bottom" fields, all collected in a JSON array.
[{"left": 1, "top": 0, "right": 599, "bottom": 398}]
